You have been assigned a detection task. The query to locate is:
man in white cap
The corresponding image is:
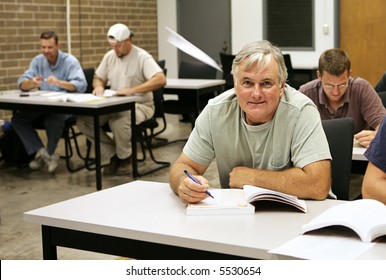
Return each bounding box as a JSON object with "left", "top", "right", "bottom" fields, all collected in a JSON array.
[{"left": 77, "top": 23, "right": 166, "bottom": 175}]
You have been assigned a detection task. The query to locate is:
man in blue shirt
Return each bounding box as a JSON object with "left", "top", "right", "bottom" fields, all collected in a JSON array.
[
  {"left": 12, "top": 31, "right": 87, "bottom": 173},
  {"left": 362, "top": 116, "right": 386, "bottom": 204}
]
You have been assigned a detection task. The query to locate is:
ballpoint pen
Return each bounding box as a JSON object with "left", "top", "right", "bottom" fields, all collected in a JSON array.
[{"left": 183, "top": 169, "right": 214, "bottom": 199}]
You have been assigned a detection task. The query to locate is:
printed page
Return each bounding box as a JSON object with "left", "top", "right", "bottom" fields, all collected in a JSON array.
[
  {"left": 269, "top": 231, "right": 375, "bottom": 260},
  {"left": 39, "top": 91, "right": 65, "bottom": 97},
  {"left": 103, "top": 89, "right": 117, "bottom": 97},
  {"left": 47, "top": 93, "right": 106, "bottom": 103},
  {"left": 301, "top": 199, "right": 386, "bottom": 242},
  {"left": 186, "top": 189, "right": 254, "bottom": 215},
  {"left": 243, "top": 185, "right": 307, "bottom": 213}
]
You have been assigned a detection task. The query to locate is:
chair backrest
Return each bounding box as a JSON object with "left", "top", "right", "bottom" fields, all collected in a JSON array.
[
  {"left": 375, "top": 72, "right": 386, "bottom": 92},
  {"left": 178, "top": 60, "right": 217, "bottom": 79},
  {"left": 152, "top": 68, "right": 167, "bottom": 119},
  {"left": 283, "top": 54, "right": 295, "bottom": 85},
  {"left": 157, "top": 59, "right": 166, "bottom": 69},
  {"left": 322, "top": 118, "right": 354, "bottom": 200},
  {"left": 219, "top": 52, "right": 236, "bottom": 90},
  {"left": 377, "top": 91, "right": 386, "bottom": 108},
  {"left": 83, "top": 68, "right": 95, "bottom": 93}
]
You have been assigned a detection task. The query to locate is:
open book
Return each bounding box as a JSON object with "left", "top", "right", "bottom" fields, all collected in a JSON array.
[
  {"left": 186, "top": 185, "right": 307, "bottom": 216},
  {"left": 47, "top": 93, "right": 105, "bottom": 103},
  {"left": 46, "top": 90, "right": 117, "bottom": 103},
  {"left": 301, "top": 199, "right": 386, "bottom": 242}
]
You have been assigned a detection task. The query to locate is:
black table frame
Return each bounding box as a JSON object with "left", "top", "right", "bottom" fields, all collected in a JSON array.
[
  {"left": 41, "top": 225, "right": 251, "bottom": 260},
  {"left": 164, "top": 83, "right": 224, "bottom": 121},
  {"left": 0, "top": 100, "right": 137, "bottom": 190}
]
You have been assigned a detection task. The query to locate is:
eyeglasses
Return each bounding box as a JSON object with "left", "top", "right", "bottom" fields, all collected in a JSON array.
[{"left": 323, "top": 83, "right": 348, "bottom": 91}]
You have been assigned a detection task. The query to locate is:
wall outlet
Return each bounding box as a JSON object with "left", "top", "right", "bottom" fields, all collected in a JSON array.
[{"left": 323, "top": 24, "right": 329, "bottom": 35}]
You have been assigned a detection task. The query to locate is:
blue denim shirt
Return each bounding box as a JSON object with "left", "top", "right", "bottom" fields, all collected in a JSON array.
[{"left": 18, "top": 50, "right": 87, "bottom": 93}]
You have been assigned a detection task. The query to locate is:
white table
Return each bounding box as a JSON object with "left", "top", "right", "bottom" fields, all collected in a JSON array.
[
  {"left": 165, "top": 78, "right": 226, "bottom": 90},
  {"left": 0, "top": 90, "right": 140, "bottom": 190},
  {"left": 352, "top": 145, "right": 367, "bottom": 161},
  {"left": 164, "top": 78, "right": 225, "bottom": 122},
  {"left": 23, "top": 180, "right": 386, "bottom": 260}
]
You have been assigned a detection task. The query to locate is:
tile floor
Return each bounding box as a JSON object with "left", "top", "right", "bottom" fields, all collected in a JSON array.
[
  {"left": 0, "top": 114, "right": 363, "bottom": 259},
  {"left": 0, "top": 114, "right": 221, "bottom": 259}
]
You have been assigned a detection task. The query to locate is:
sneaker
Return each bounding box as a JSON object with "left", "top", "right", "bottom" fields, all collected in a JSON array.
[
  {"left": 115, "top": 157, "right": 131, "bottom": 176},
  {"left": 44, "top": 154, "right": 59, "bottom": 174},
  {"left": 103, "top": 155, "right": 119, "bottom": 175},
  {"left": 29, "top": 156, "right": 45, "bottom": 170}
]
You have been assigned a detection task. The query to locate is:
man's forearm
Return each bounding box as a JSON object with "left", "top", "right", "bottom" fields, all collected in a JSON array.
[
  {"left": 229, "top": 161, "right": 331, "bottom": 200},
  {"left": 20, "top": 80, "right": 36, "bottom": 91}
]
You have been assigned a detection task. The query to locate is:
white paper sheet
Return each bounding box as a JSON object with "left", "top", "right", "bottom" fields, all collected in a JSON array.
[
  {"left": 269, "top": 232, "right": 375, "bottom": 260},
  {"left": 165, "top": 26, "right": 222, "bottom": 72}
]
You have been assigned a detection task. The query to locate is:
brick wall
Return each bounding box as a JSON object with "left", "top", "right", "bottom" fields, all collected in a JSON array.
[{"left": 0, "top": 0, "right": 159, "bottom": 120}]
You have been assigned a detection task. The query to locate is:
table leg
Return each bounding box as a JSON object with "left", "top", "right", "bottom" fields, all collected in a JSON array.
[
  {"left": 131, "top": 105, "right": 138, "bottom": 178},
  {"left": 93, "top": 115, "right": 102, "bottom": 191},
  {"left": 195, "top": 89, "right": 200, "bottom": 121},
  {"left": 42, "top": 225, "right": 58, "bottom": 260}
]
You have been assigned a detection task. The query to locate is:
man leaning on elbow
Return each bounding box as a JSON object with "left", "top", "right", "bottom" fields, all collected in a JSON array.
[{"left": 169, "top": 40, "right": 332, "bottom": 204}]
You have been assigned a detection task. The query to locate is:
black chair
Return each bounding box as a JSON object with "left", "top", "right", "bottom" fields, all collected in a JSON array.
[
  {"left": 374, "top": 73, "right": 386, "bottom": 107},
  {"left": 157, "top": 59, "right": 165, "bottom": 70},
  {"left": 375, "top": 72, "right": 386, "bottom": 93},
  {"left": 219, "top": 52, "right": 235, "bottom": 90},
  {"left": 62, "top": 67, "right": 95, "bottom": 172},
  {"left": 163, "top": 60, "right": 218, "bottom": 128},
  {"left": 83, "top": 67, "right": 95, "bottom": 94},
  {"left": 377, "top": 91, "right": 386, "bottom": 108},
  {"left": 322, "top": 118, "right": 355, "bottom": 200},
  {"left": 136, "top": 69, "right": 171, "bottom": 175},
  {"left": 149, "top": 60, "right": 168, "bottom": 145},
  {"left": 283, "top": 54, "right": 303, "bottom": 90}
]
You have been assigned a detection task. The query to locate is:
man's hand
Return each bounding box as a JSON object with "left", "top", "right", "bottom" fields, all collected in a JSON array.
[
  {"left": 177, "top": 175, "right": 210, "bottom": 204},
  {"left": 92, "top": 86, "right": 105, "bottom": 96},
  {"left": 355, "top": 130, "right": 376, "bottom": 148},
  {"left": 31, "top": 76, "right": 43, "bottom": 88},
  {"left": 45, "top": 75, "right": 60, "bottom": 87}
]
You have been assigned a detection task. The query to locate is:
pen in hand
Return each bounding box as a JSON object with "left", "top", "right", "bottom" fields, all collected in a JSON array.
[{"left": 183, "top": 169, "right": 214, "bottom": 199}]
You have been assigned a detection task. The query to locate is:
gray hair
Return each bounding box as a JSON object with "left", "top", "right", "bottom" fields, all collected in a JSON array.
[{"left": 231, "top": 40, "right": 288, "bottom": 85}]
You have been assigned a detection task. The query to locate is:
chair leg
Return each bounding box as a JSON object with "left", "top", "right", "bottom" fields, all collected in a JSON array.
[
  {"left": 81, "top": 139, "right": 108, "bottom": 171},
  {"left": 62, "top": 127, "right": 89, "bottom": 173},
  {"left": 146, "top": 126, "right": 169, "bottom": 148},
  {"left": 69, "top": 127, "right": 88, "bottom": 161},
  {"left": 137, "top": 137, "right": 147, "bottom": 163},
  {"left": 150, "top": 123, "right": 188, "bottom": 148},
  {"left": 136, "top": 128, "right": 170, "bottom": 176},
  {"left": 151, "top": 136, "right": 169, "bottom": 148}
]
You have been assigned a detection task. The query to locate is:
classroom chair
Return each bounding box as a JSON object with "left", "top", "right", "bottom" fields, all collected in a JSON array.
[
  {"left": 219, "top": 52, "right": 235, "bottom": 90},
  {"left": 322, "top": 118, "right": 354, "bottom": 200}
]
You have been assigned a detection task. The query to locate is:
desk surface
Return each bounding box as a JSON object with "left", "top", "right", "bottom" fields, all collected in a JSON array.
[
  {"left": 0, "top": 90, "right": 139, "bottom": 189},
  {"left": 23, "top": 180, "right": 386, "bottom": 259},
  {"left": 352, "top": 143, "right": 367, "bottom": 161},
  {"left": 165, "top": 78, "right": 225, "bottom": 90},
  {"left": 0, "top": 90, "right": 141, "bottom": 110}
]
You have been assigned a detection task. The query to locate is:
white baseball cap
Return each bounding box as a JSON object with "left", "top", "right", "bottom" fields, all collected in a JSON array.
[{"left": 107, "top": 23, "right": 132, "bottom": 43}]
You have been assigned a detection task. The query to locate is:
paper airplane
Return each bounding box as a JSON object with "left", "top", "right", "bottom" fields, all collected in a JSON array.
[{"left": 165, "top": 26, "right": 222, "bottom": 72}]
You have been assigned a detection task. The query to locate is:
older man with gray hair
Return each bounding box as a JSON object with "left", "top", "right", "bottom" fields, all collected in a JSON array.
[{"left": 169, "top": 40, "right": 332, "bottom": 204}]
